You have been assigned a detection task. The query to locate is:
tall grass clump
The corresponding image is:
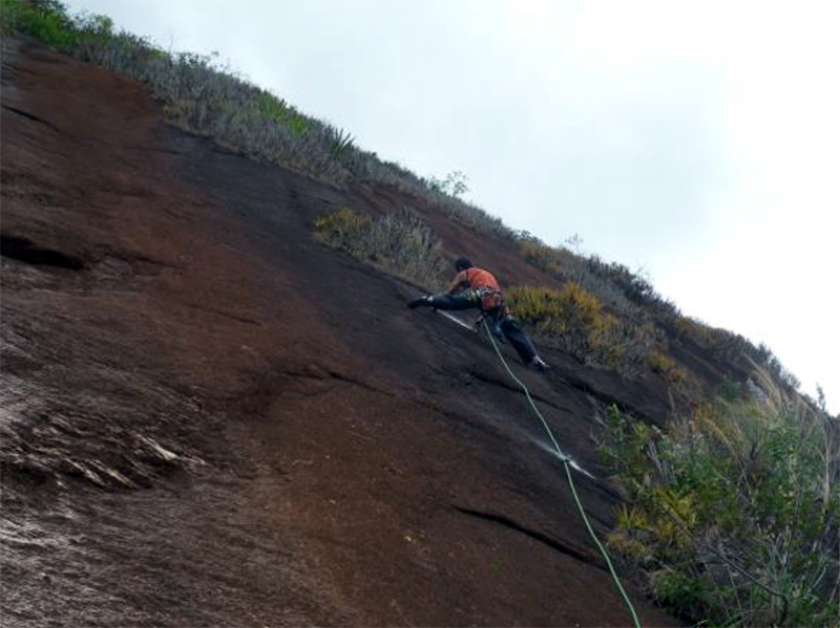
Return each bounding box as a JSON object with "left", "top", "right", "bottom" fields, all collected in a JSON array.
[
  {"left": 506, "top": 284, "right": 658, "bottom": 372},
  {"left": 600, "top": 400, "right": 840, "bottom": 627},
  {"left": 2, "top": 0, "right": 515, "bottom": 241},
  {"left": 313, "top": 207, "right": 449, "bottom": 291}
]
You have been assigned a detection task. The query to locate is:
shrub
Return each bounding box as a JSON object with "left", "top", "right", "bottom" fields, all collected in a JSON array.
[
  {"left": 600, "top": 401, "right": 840, "bottom": 627},
  {"left": 506, "top": 284, "right": 625, "bottom": 366},
  {"left": 507, "top": 283, "right": 661, "bottom": 373},
  {"left": 1, "top": 0, "right": 111, "bottom": 47},
  {"left": 426, "top": 170, "right": 469, "bottom": 197},
  {"left": 513, "top": 239, "right": 668, "bottom": 370},
  {"left": 313, "top": 207, "right": 449, "bottom": 291},
  {"left": 717, "top": 374, "right": 743, "bottom": 402}
]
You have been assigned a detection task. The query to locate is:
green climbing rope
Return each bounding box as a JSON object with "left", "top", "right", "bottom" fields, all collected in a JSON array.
[{"left": 481, "top": 319, "right": 643, "bottom": 628}]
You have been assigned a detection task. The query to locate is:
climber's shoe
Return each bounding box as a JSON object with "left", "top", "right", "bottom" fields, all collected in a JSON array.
[{"left": 408, "top": 295, "right": 434, "bottom": 309}]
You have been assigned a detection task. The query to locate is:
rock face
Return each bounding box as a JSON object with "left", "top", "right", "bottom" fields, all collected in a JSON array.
[{"left": 1, "top": 38, "right": 680, "bottom": 626}]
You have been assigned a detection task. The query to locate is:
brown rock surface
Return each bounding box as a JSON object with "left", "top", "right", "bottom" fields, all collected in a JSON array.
[{"left": 1, "top": 38, "right": 680, "bottom": 626}]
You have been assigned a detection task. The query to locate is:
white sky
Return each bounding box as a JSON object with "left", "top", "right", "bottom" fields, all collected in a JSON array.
[{"left": 68, "top": 0, "right": 840, "bottom": 413}]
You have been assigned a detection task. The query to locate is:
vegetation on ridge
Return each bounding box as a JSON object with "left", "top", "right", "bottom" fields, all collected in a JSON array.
[
  {"left": 514, "top": 237, "right": 804, "bottom": 396},
  {"left": 0, "top": 0, "right": 514, "bottom": 241}
]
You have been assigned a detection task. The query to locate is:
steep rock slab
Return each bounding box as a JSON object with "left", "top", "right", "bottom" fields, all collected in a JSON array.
[{"left": 1, "top": 38, "right": 677, "bottom": 627}]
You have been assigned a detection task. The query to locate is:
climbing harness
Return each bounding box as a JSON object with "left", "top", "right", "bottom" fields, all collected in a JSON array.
[
  {"left": 473, "top": 285, "right": 504, "bottom": 311},
  {"left": 480, "top": 318, "right": 643, "bottom": 628}
]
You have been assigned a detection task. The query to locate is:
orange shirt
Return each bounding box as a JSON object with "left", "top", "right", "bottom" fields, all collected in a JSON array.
[{"left": 455, "top": 267, "right": 500, "bottom": 292}]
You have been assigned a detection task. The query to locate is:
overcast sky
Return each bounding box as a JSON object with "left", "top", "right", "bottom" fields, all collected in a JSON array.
[{"left": 68, "top": 0, "right": 840, "bottom": 413}]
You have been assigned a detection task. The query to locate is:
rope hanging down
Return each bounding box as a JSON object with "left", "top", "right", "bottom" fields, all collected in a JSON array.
[{"left": 480, "top": 318, "right": 643, "bottom": 628}]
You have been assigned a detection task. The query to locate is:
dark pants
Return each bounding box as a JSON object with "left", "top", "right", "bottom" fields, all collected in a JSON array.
[{"left": 430, "top": 292, "right": 539, "bottom": 365}]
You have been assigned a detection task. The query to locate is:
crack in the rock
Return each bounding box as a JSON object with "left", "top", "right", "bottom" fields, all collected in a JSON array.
[
  {"left": 123, "top": 144, "right": 186, "bottom": 156},
  {"left": 177, "top": 301, "right": 262, "bottom": 326},
  {"left": 453, "top": 505, "right": 605, "bottom": 570},
  {"left": 0, "top": 235, "right": 84, "bottom": 270},
  {"left": 555, "top": 373, "right": 655, "bottom": 423},
  {"left": 467, "top": 368, "right": 569, "bottom": 413},
  {"left": 317, "top": 367, "right": 392, "bottom": 397},
  {"left": 2, "top": 104, "right": 60, "bottom": 132}
]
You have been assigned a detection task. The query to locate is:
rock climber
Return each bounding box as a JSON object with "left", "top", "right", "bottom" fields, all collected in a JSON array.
[{"left": 408, "top": 257, "right": 550, "bottom": 371}]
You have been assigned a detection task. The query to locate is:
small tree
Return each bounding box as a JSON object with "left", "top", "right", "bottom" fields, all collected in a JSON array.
[{"left": 426, "top": 170, "right": 469, "bottom": 198}]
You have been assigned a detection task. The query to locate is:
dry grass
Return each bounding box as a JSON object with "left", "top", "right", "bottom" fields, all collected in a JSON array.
[
  {"left": 313, "top": 207, "right": 449, "bottom": 291},
  {"left": 506, "top": 283, "right": 652, "bottom": 370}
]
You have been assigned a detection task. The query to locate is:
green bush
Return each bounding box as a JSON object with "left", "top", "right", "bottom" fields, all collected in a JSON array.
[
  {"left": 426, "top": 170, "right": 469, "bottom": 197},
  {"left": 601, "top": 401, "right": 840, "bottom": 627}
]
